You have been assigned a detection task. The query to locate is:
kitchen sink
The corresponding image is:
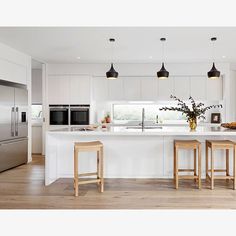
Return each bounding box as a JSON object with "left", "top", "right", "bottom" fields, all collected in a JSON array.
[{"left": 126, "top": 126, "right": 163, "bottom": 129}]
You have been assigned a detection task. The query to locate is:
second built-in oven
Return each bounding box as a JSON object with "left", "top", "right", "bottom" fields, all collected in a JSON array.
[{"left": 70, "top": 105, "right": 90, "bottom": 125}]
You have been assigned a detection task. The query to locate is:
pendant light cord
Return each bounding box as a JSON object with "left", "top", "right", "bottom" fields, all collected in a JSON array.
[
  {"left": 111, "top": 40, "right": 114, "bottom": 64},
  {"left": 162, "top": 40, "right": 164, "bottom": 63},
  {"left": 212, "top": 39, "right": 215, "bottom": 63}
]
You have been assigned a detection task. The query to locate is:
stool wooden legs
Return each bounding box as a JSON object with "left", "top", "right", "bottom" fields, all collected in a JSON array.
[
  {"left": 174, "top": 144, "right": 201, "bottom": 190},
  {"left": 74, "top": 147, "right": 79, "bottom": 197},
  {"left": 174, "top": 145, "right": 178, "bottom": 189},
  {"left": 226, "top": 149, "right": 229, "bottom": 182},
  {"left": 97, "top": 147, "right": 104, "bottom": 193},
  {"left": 206, "top": 140, "right": 236, "bottom": 190},
  {"left": 211, "top": 148, "right": 214, "bottom": 190},
  {"left": 74, "top": 141, "right": 104, "bottom": 197},
  {"left": 100, "top": 146, "right": 104, "bottom": 193},
  {"left": 194, "top": 149, "right": 197, "bottom": 182},
  {"left": 234, "top": 146, "right": 236, "bottom": 190},
  {"left": 206, "top": 144, "right": 208, "bottom": 180},
  {"left": 198, "top": 145, "right": 202, "bottom": 189}
]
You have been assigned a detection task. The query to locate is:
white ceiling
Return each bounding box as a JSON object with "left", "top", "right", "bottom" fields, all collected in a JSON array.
[{"left": 0, "top": 27, "right": 236, "bottom": 64}]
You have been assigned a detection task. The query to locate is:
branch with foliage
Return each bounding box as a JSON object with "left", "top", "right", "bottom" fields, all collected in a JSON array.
[{"left": 159, "top": 95, "right": 223, "bottom": 121}]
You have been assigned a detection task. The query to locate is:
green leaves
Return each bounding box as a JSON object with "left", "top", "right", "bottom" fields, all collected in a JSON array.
[{"left": 159, "top": 95, "right": 223, "bottom": 121}]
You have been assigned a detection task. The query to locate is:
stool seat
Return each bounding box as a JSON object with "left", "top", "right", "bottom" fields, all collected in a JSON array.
[
  {"left": 175, "top": 140, "right": 201, "bottom": 149},
  {"left": 206, "top": 140, "right": 235, "bottom": 149},
  {"left": 74, "top": 141, "right": 103, "bottom": 151}
]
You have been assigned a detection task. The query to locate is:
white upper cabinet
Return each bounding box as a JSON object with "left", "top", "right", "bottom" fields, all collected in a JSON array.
[
  {"left": 70, "top": 76, "right": 91, "bottom": 104},
  {"left": 140, "top": 77, "right": 158, "bottom": 100},
  {"left": 124, "top": 78, "right": 141, "bottom": 100},
  {"left": 173, "top": 76, "right": 191, "bottom": 100},
  {"left": 206, "top": 76, "right": 223, "bottom": 101},
  {"left": 158, "top": 76, "right": 174, "bottom": 100},
  {"left": 92, "top": 77, "right": 108, "bottom": 101},
  {"left": 48, "top": 76, "right": 70, "bottom": 104},
  {"left": 190, "top": 76, "right": 206, "bottom": 100},
  {"left": 108, "top": 78, "right": 124, "bottom": 101},
  {"left": 0, "top": 59, "right": 27, "bottom": 85}
]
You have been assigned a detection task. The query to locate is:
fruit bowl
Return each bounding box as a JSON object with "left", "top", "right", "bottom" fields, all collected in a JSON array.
[{"left": 221, "top": 122, "right": 236, "bottom": 129}]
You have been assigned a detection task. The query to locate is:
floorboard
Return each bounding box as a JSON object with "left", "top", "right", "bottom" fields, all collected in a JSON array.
[{"left": 0, "top": 155, "right": 236, "bottom": 209}]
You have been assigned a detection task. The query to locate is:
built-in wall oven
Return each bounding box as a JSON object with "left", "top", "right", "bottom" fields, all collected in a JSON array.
[
  {"left": 49, "top": 105, "right": 69, "bottom": 125},
  {"left": 70, "top": 105, "right": 90, "bottom": 125}
]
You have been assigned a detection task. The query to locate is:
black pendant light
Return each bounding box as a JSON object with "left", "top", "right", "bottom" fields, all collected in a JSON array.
[
  {"left": 157, "top": 38, "right": 169, "bottom": 79},
  {"left": 106, "top": 38, "right": 119, "bottom": 80},
  {"left": 207, "top": 37, "right": 220, "bottom": 79}
]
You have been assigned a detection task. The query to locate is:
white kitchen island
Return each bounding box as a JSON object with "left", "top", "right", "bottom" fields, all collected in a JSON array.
[{"left": 45, "top": 126, "right": 236, "bottom": 185}]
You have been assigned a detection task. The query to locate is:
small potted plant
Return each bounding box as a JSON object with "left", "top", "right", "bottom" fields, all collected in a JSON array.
[
  {"left": 159, "top": 95, "right": 223, "bottom": 131},
  {"left": 105, "top": 112, "right": 111, "bottom": 123}
]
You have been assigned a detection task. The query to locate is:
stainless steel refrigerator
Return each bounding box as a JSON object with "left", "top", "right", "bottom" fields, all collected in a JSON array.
[{"left": 0, "top": 80, "right": 28, "bottom": 172}]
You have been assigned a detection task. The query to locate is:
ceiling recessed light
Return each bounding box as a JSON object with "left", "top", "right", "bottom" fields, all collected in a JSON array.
[
  {"left": 149, "top": 56, "right": 153, "bottom": 59},
  {"left": 77, "top": 56, "right": 81, "bottom": 59},
  {"left": 222, "top": 55, "right": 226, "bottom": 58}
]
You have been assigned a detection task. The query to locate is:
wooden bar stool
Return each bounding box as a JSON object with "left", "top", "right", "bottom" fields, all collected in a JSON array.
[
  {"left": 205, "top": 140, "right": 236, "bottom": 190},
  {"left": 174, "top": 140, "right": 201, "bottom": 189},
  {"left": 74, "top": 141, "right": 104, "bottom": 197}
]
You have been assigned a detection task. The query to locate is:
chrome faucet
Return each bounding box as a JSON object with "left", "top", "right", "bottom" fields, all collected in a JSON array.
[{"left": 141, "top": 108, "right": 145, "bottom": 131}]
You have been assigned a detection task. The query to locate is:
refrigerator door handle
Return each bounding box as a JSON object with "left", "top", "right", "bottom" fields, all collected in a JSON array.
[
  {"left": 15, "top": 107, "right": 19, "bottom": 136},
  {"left": 11, "top": 107, "right": 15, "bottom": 137}
]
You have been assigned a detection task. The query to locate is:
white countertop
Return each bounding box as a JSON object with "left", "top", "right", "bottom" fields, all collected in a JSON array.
[{"left": 47, "top": 125, "right": 236, "bottom": 136}]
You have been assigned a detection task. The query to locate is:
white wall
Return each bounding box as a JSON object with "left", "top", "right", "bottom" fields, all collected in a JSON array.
[
  {"left": 0, "top": 41, "right": 32, "bottom": 162},
  {"left": 32, "top": 69, "right": 42, "bottom": 104}
]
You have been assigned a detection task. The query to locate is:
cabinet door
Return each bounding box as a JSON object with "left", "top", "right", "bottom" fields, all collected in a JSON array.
[
  {"left": 0, "top": 58, "right": 27, "bottom": 85},
  {"left": 48, "top": 76, "right": 70, "bottom": 104},
  {"left": 108, "top": 78, "right": 124, "bottom": 101},
  {"left": 190, "top": 76, "right": 206, "bottom": 100},
  {"left": 173, "top": 76, "right": 190, "bottom": 100},
  {"left": 70, "top": 76, "right": 91, "bottom": 104},
  {"left": 124, "top": 78, "right": 141, "bottom": 101},
  {"left": 206, "top": 76, "right": 223, "bottom": 101},
  {"left": 140, "top": 77, "right": 158, "bottom": 101},
  {"left": 92, "top": 77, "right": 108, "bottom": 101},
  {"left": 158, "top": 76, "right": 174, "bottom": 100}
]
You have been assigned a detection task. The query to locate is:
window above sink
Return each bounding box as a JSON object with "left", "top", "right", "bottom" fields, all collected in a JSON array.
[{"left": 112, "top": 102, "right": 187, "bottom": 125}]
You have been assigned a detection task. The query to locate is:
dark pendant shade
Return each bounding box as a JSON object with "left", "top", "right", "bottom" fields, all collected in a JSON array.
[
  {"left": 106, "top": 63, "right": 118, "bottom": 80},
  {"left": 207, "top": 62, "right": 220, "bottom": 79},
  {"left": 157, "top": 63, "right": 169, "bottom": 79}
]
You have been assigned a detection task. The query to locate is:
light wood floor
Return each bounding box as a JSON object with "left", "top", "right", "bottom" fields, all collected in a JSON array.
[{"left": 0, "top": 155, "right": 236, "bottom": 209}]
